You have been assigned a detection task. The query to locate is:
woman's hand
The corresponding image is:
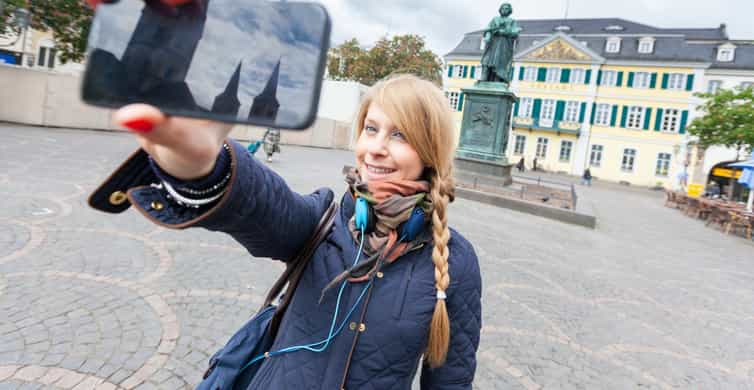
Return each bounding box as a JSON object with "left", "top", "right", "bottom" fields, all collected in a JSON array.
[
  {"left": 86, "top": 0, "right": 232, "bottom": 181},
  {"left": 113, "top": 104, "right": 233, "bottom": 180}
]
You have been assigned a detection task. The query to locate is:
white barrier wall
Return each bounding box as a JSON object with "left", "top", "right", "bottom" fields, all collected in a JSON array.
[{"left": 0, "top": 64, "right": 364, "bottom": 150}]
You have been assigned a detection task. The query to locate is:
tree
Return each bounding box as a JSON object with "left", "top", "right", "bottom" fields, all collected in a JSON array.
[
  {"left": 327, "top": 34, "right": 443, "bottom": 86},
  {"left": 688, "top": 86, "right": 754, "bottom": 160},
  {"left": 2, "top": 0, "right": 94, "bottom": 63}
]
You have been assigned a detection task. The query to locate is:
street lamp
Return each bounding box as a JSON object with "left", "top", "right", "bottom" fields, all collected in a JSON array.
[{"left": 13, "top": 8, "right": 30, "bottom": 66}]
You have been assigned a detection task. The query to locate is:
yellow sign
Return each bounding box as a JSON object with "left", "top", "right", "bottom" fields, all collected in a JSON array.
[
  {"left": 712, "top": 168, "right": 742, "bottom": 179},
  {"left": 687, "top": 183, "right": 704, "bottom": 198}
]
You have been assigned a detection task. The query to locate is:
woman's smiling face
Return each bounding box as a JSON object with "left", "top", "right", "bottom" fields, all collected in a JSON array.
[{"left": 355, "top": 103, "right": 424, "bottom": 182}]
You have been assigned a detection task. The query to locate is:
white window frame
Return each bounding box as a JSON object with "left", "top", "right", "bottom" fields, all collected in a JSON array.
[
  {"left": 564, "top": 101, "right": 580, "bottom": 122},
  {"left": 523, "top": 66, "right": 537, "bottom": 81},
  {"left": 545, "top": 67, "right": 561, "bottom": 83},
  {"left": 708, "top": 80, "right": 722, "bottom": 93},
  {"left": 514, "top": 135, "right": 526, "bottom": 155},
  {"left": 540, "top": 99, "right": 556, "bottom": 127},
  {"left": 621, "top": 148, "right": 637, "bottom": 172},
  {"left": 626, "top": 106, "right": 645, "bottom": 129},
  {"left": 606, "top": 37, "right": 621, "bottom": 53},
  {"left": 638, "top": 37, "right": 655, "bottom": 54},
  {"left": 656, "top": 153, "right": 671, "bottom": 176},
  {"left": 661, "top": 109, "right": 680, "bottom": 132},
  {"left": 559, "top": 140, "right": 573, "bottom": 162},
  {"left": 447, "top": 91, "right": 460, "bottom": 111},
  {"left": 536, "top": 137, "right": 549, "bottom": 159},
  {"left": 36, "top": 45, "right": 56, "bottom": 69},
  {"left": 668, "top": 73, "right": 685, "bottom": 90},
  {"left": 518, "top": 97, "right": 534, "bottom": 118},
  {"left": 590, "top": 145, "right": 603, "bottom": 167},
  {"left": 634, "top": 72, "right": 651, "bottom": 89},
  {"left": 601, "top": 70, "right": 617, "bottom": 87},
  {"left": 569, "top": 68, "right": 585, "bottom": 84},
  {"left": 717, "top": 46, "right": 735, "bottom": 62},
  {"left": 475, "top": 65, "right": 483, "bottom": 80},
  {"left": 454, "top": 66, "right": 464, "bottom": 78},
  {"left": 595, "top": 104, "right": 611, "bottom": 126}
]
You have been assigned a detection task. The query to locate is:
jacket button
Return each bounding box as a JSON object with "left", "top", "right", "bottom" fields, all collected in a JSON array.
[
  {"left": 109, "top": 191, "right": 127, "bottom": 205},
  {"left": 358, "top": 323, "right": 366, "bottom": 332},
  {"left": 151, "top": 201, "right": 164, "bottom": 211},
  {"left": 376, "top": 272, "right": 384, "bottom": 278},
  {"left": 349, "top": 322, "right": 357, "bottom": 331}
]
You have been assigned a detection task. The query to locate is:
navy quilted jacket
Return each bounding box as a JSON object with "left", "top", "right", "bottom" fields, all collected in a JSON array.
[{"left": 97, "top": 140, "right": 482, "bottom": 389}]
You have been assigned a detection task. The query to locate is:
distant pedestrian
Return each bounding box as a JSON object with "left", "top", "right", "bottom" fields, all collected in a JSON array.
[
  {"left": 582, "top": 168, "right": 592, "bottom": 186},
  {"left": 515, "top": 157, "right": 525, "bottom": 172},
  {"left": 532, "top": 157, "right": 538, "bottom": 172}
]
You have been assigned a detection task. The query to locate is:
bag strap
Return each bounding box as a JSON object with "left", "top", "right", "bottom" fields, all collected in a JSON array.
[{"left": 263, "top": 200, "right": 338, "bottom": 338}]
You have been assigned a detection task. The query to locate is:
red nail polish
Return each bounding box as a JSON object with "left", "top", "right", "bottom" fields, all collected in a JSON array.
[{"left": 123, "top": 119, "right": 154, "bottom": 133}]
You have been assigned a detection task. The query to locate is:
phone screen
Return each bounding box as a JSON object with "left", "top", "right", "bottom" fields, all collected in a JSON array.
[{"left": 81, "top": 0, "right": 330, "bottom": 129}]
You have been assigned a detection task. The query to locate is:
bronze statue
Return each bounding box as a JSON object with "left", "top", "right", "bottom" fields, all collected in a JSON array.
[{"left": 480, "top": 2, "right": 521, "bottom": 84}]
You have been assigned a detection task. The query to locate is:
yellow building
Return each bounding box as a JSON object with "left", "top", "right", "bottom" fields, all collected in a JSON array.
[{"left": 445, "top": 18, "right": 753, "bottom": 188}]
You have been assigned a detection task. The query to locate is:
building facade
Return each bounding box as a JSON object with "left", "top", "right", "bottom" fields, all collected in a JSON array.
[{"left": 445, "top": 18, "right": 754, "bottom": 188}]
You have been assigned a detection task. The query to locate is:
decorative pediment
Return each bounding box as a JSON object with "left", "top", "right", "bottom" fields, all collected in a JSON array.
[
  {"left": 526, "top": 39, "right": 591, "bottom": 61},
  {"left": 516, "top": 33, "right": 604, "bottom": 63}
]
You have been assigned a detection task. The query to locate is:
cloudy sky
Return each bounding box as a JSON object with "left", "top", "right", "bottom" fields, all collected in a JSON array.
[{"left": 318, "top": 0, "right": 754, "bottom": 56}]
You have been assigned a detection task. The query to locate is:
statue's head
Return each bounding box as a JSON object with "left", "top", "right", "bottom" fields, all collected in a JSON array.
[{"left": 499, "top": 2, "right": 513, "bottom": 17}]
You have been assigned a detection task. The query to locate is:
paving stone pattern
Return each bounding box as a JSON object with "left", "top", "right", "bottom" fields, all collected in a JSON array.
[{"left": 1, "top": 125, "right": 753, "bottom": 389}]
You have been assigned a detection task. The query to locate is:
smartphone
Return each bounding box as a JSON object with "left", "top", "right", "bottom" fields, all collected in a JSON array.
[{"left": 81, "top": 0, "right": 331, "bottom": 130}]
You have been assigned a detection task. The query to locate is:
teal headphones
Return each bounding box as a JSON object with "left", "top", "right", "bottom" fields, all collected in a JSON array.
[{"left": 354, "top": 196, "right": 426, "bottom": 242}]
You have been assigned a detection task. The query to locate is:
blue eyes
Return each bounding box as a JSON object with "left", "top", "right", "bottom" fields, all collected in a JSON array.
[{"left": 363, "top": 125, "right": 405, "bottom": 140}]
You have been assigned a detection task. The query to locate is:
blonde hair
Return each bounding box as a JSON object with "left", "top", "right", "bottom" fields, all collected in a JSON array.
[{"left": 354, "top": 74, "right": 456, "bottom": 368}]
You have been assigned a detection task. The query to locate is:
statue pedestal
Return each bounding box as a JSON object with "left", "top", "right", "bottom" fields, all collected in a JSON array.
[{"left": 455, "top": 82, "right": 516, "bottom": 186}]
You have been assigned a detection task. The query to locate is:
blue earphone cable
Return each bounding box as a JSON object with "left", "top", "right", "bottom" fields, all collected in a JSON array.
[{"left": 240, "top": 227, "right": 371, "bottom": 371}]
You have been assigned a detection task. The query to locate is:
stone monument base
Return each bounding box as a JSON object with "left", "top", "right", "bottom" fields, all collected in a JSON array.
[{"left": 455, "top": 156, "right": 513, "bottom": 186}]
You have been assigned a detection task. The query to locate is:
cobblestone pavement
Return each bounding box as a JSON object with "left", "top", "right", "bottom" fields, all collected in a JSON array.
[{"left": 1, "top": 124, "right": 754, "bottom": 389}]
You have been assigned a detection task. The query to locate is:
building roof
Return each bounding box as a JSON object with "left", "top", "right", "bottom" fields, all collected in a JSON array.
[{"left": 446, "top": 18, "right": 754, "bottom": 70}]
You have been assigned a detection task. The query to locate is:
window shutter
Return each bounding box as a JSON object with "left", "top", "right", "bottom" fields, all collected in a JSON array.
[
  {"left": 462, "top": 66, "right": 468, "bottom": 78},
  {"left": 661, "top": 74, "right": 669, "bottom": 89},
  {"left": 560, "top": 68, "right": 571, "bottom": 83},
  {"left": 470, "top": 66, "right": 476, "bottom": 79},
  {"left": 555, "top": 100, "right": 565, "bottom": 121},
  {"left": 537, "top": 68, "right": 547, "bottom": 82},
  {"left": 579, "top": 102, "right": 587, "bottom": 123},
  {"left": 685, "top": 75, "right": 695, "bottom": 91},
  {"left": 679, "top": 110, "right": 689, "bottom": 134},
  {"left": 447, "top": 65, "right": 453, "bottom": 77},
  {"left": 616, "top": 71, "right": 624, "bottom": 87},
  {"left": 532, "top": 99, "right": 542, "bottom": 119},
  {"left": 610, "top": 105, "right": 618, "bottom": 126},
  {"left": 585, "top": 70, "right": 592, "bottom": 84},
  {"left": 519, "top": 66, "right": 525, "bottom": 80},
  {"left": 590, "top": 103, "right": 597, "bottom": 124},
  {"left": 514, "top": 100, "right": 520, "bottom": 116},
  {"left": 508, "top": 67, "right": 515, "bottom": 81},
  {"left": 654, "top": 108, "right": 664, "bottom": 131},
  {"left": 650, "top": 73, "right": 658, "bottom": 89},
  {"left": 627, "top": 72, "right": 635, "bottom": 88},
  {"left": 597, "top": 70, "right": 603, "bottom": 85},
  {"left": 458, "top": 93, "right": 464, "bottom": 111},
  {"left": 620, "top": 106, "right": 628, "bottom": 127},
  {"left": 643, "top": 108, "right": 652, "bottom": 130}
]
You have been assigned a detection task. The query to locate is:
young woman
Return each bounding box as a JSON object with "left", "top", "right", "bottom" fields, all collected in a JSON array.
[{"left": 87, "top": 6, "right": 481, "bottom": 387}]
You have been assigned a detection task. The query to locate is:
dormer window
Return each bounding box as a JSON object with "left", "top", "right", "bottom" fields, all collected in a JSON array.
[
  {"left": 605, "top": 25, "right": 625, "bottom": 32},
  {"left": 606, "top": 37, "right": 621, "bottom": 53},
  {"left": 717, "top": 44, "right": 736, "bottom": 62},
  {"left": 554, "top": 25, "right": 571, "bottom": 32},
  {"left": 638, "top": 37, "right": 655, "bottom": 54}
]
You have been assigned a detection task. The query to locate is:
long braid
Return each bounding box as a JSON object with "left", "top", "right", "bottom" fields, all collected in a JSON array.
[{"left": 425, "top": 172, "right": 452, "bottom": 368}]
